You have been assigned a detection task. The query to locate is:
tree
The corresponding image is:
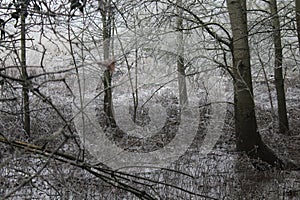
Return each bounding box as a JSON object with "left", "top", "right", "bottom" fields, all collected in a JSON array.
[
  {"left": 226, "top": 0, "right": 289, "bottom": 169},
  {"left": 99, "top": 0, "right": 116, "bottom": 127},
  {"left": 4, "top": 0, "right": 33, "bottom": 136},
  {"left": 20, "top": 1, "right": 31, "bottom": 136},
  {"left": 176, "top": 0, "right": 188, "bottom": 107},
  {"left": 269, "top": 0, "right": 289, "bottom": 134},
  {"left": 296, "top": 0, "right": 300, "bottom": 52}
]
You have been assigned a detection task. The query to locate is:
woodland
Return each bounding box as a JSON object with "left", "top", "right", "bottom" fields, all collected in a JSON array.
[{"left": 0, "top": 0, "right": 300, "bottom": 199}]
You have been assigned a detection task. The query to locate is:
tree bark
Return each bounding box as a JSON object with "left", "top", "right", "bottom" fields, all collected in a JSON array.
[
  {"left": 296, "top": 0, "right": 300, "bottom": 52},
  {"left": 21, "top": 2, "right": 30, "bottom": 136},
  {"left": 100, "top": 0, "right": 115, "bottom": 126},
  {"left": 176, "top": 0, "right": 188, "bottom": 107},
  {"left": 227, "top": 0, "right": 258, "bottom": 151},
  {"left": 269, "top": 0, "right": 289, "bottom": 134},
  {"left": 226, "top": 0, "right": 288, "bottom": 170}
]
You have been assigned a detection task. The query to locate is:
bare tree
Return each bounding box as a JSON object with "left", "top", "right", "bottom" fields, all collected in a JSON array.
[
  {"left": 20, "top": 0, "right": 31, "bottom": 136},
  {"left": 99, "top": 0, "right": 116, "bottom": 126},
  {"left": 176, "top": 0, "right": 188, "bottom": 107},
  {"left": 226, "top": 0, "right": 291, "bottom": 169},
  {"left": 296, "top": 0, "right": 300, "bottom": 52},
  {"left": 269, "top": 0, "right": 289, "bottom": 134}
]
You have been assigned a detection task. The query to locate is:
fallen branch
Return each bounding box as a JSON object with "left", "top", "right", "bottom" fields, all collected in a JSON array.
[{"left": 0, "top": 136, "right": 218, "bottom": 199}]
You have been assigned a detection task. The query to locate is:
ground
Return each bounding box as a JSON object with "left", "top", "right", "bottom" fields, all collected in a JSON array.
[{"left": 0, "top": 74, "right": 300, "bottom": 199}]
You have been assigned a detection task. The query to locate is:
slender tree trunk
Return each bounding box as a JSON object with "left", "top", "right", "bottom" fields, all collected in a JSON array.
[
  {"left": 226, "top": 0, "right": 288, "bottom": 170},
  {"left": 100, "top": 0, "right": 115, "bottom": 126},
  {"left": 176, "top": 0, "right": 188, "bottom": 107},
  {"left": 130, "top": 10, "right": 139, "bottom": 123},
  {"left": 21, "top": 3, "right": 30, "bottom": 136},
  {"left": 296, "top": 0, "right": 300, "bottom": 52},
  {"left": 270, "top": 0, "right": 289, "bottom": 134}
]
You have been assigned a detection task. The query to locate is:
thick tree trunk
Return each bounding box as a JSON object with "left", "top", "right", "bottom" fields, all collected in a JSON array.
[
  {"left": 270, "top": 0, "right": 289, "bottom": 134},
  {"left": 296, "top": 0, "right": 300, "bottom": 52},
  {"left": 176, "top": 0, "right": 188, "bottom": 107},
  {"left": 226, "top": 0, "right": 290, "bottom": 170},
  {"left": 227, "top": 0, "right": 258, "bottom": 151},
  {"left": 21, "top": 3, "right": 30, "bottom": 136}
]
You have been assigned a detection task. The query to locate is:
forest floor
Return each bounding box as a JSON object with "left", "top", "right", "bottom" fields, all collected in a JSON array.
[
  {"left": 1, "top": 75, "right": 300, "bottom": 199},
  {"left": 254, "top": 76, "right": 300, "bottom": 166}
]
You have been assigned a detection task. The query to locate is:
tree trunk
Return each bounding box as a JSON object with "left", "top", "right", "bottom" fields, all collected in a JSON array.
[
  {"left": 100, "top": 0, "right": 115, "bottom": 126},
  {"left": 21, "top": 2, "right": 30, "bottom": 136},
  {"left": 226, "top": 0, "right": 288, "bottom": 170},
  {"left": 296, "top": 0, "right": 300, "bottom": 52},
  {"left": 269, "top": 0, "right": 289, "bottom": 134},
  {"left": 176, "top": 0, "right": 188, "bottom": 107},
  {"left": 103, "top": 69, "right": 115, "bottom": 126}
]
